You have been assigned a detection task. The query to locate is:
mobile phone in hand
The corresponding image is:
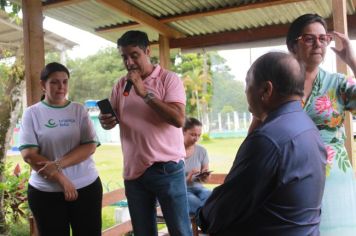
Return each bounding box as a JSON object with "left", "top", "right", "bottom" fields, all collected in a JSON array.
[
  {"left": 97, "top": 99, "right": 119, "bottom": 123},
  {"left": 194, "top": 170, "right": 213, "bottom": 179}
]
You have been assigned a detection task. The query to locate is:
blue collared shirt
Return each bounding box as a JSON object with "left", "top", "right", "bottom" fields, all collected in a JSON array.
[{"left": 198, "top": 101, "right": 327, "bottom": 236}]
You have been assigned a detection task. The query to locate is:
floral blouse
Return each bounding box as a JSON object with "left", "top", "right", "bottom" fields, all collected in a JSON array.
[{"left": 302, "top": 68, "right": 356, "bottom": 176}]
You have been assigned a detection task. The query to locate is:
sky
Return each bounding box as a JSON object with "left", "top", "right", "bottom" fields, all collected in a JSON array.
[
  {"left": 43, "top": 17, "right": 115, "bottom": 59},
  {"left": 43, "top": 16, "right": 355, "bottom": 82}
]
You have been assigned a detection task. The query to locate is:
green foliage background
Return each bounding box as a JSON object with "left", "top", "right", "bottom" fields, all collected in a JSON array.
[{"left": 52, "top": 48, "right": 248, "bottom": 116}]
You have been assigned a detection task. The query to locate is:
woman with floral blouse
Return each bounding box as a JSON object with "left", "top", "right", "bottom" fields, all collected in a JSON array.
[
  {"left": 285, "top": 14, "right": 356, "bottom": 235},
  {"left": 249, "top": 13, "right": 356, "bottom": 235}
]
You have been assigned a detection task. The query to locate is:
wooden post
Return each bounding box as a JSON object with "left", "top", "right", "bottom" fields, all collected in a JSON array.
[
  {"left": 159, "top": 34, "right": 170, "bottom": 69},
  {"left": 22, "top": 0, "right": 45, "bottom": 106},
  {"left": 332, "top": 0, "right": 355, "bottom": 167},
  {"left": 22, "top": 2, "right": 44, "bottom": 235}
]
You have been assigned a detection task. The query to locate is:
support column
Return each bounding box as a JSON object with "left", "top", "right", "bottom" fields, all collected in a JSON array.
[
  {"left": 159, "top": 34, "right": 170, "bottom": 69},
  {"left": 22, "top": 0, "right": 45, "bottom": 106},
  {"left": 332, "top": 0, "right": 355, "bottom": 167}
]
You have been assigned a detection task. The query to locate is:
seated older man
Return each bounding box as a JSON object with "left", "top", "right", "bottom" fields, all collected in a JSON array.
[{"left": 197, "top": 52, "right": 327, "bottom": 236}]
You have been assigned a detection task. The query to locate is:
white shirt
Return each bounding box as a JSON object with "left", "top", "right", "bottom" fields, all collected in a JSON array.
[{"left": 19, "top": 101, "right": 99, "bottom": 192}]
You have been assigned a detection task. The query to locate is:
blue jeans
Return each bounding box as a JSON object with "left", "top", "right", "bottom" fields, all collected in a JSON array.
[
  {"left": 125, "top": 160, "right": 192, "bottom": 236},
  {"left": 187, "top": 184, "right": 211, "bottom": 214}
]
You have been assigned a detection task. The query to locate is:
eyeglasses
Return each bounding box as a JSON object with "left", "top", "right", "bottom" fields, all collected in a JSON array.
[{"left": 295, "top": 34, "right": 332, "bottom": 47}]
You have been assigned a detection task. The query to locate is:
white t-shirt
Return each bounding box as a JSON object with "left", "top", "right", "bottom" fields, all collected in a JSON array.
[{"left": 19, "top": 101, "right": 99, "bottom": 192}]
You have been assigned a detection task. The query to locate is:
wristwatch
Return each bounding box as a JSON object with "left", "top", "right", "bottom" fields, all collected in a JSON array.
[{"left": 143, "top": 92, "right": 155, "bottom": 103}]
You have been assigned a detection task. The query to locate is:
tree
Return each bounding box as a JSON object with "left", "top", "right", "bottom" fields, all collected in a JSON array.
[
  {"left": 0, "top": 3, "right": 24, "bottom": 234},
  {"left": 0, "top": 53, "right": 25, "bottom": 235},
  {"left": 66, "top": 47, "right": 126, "bottom": 103},
  {"left": 210, "top": 53, "right": 248, "bottom": 114},
  {"left": 0, "top": 1, "right": 20, "bottom": 16},
  {"left": 211, "top": 72, "right": 248, "bottom": 114},
  {"left": 182, "top": 67, "right": 212, "bottom": 121},
  {"left": 173, "top": 52, "right": 213, "bottom": 120}
]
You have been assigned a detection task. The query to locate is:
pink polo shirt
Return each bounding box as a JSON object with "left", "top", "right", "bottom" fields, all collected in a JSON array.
[{"left": 110, "top": 65, "right": 186, "bottom": 180}]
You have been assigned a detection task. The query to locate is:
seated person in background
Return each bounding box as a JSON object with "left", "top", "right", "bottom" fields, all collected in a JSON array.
[
  {"left": 196, "top": 52, "right": 327, "bottom": 235},
  {"left": 183, "top": 117, "right": 212, "bottom": 215}
]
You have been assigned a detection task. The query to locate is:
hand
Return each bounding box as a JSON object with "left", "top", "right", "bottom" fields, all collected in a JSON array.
[
  {"left": 127, "top": 69, "right": 147, "bottom": 97},
  {"left": 37, "top": 161, "right": 58, "bottom": 179},
  {"left": 196, "top": 170, "right": 211, "bottom": 183},
  {"left": 330, "top": 31, "right": 356, "bottom": 71},
  {"left": 38, "top": 162, "right": 78, "bottom": 201},
  {"left": 187, "top": 169, "right": 200, "bottom": 184},
  {"left": 56, "top": 173, "right": 78, "bottom": 201},
  {"left": 99, "top": 113, "right": 117, "bottom": 130}
]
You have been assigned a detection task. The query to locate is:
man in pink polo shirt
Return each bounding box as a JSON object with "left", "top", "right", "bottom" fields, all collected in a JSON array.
[{"left": 99, "top": 30, "right": 192, "bottom": 236}]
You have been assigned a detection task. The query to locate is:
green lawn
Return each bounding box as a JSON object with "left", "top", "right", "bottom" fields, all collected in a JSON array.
[
  {"left": 93, "top": 137, "right": 244, "bottom": 191},
  {"left": 7, "top": 138, "right": 243, "bottom": 189},
  {"left": 6, "top": 138, "right": 244, "bottom": 232}
]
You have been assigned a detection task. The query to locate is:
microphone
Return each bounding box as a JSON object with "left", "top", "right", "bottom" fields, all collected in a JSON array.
[{"left": 123, "top": 80, "right": 133, "bottom": 96}]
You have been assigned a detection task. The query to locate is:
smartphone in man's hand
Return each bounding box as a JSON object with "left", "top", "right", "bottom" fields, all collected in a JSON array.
[{"left": 97, "top": 99, "right": 119, "bottom": 123}]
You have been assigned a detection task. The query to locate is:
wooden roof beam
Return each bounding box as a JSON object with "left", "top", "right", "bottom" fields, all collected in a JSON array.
[
  {"left": 170, "top": 24, "right": 289, "bottom": 49},
  {"left": 96, "top": 0, "right": 184, "bottom": 38},
  {"left": 170, "top": 14, "right": 356, "bottom": 49},
  {"left": 160, "top": 0, "right": 306, "bottom": 23},
  {"left": 42, "top": 0, "right": 85, "bottom": 10},
  {"left": 95, "top": 0, "right": 305, "bottom": 33},
  {"left": 353, "top": 0, "right": 356, "bottom": 9}
]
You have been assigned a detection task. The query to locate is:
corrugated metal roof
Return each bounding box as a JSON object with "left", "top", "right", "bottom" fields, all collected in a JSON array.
[
  {"left": 0, "top": 9, "right": 77, "bottom": 58},
  {"left": 18, "top": 0, "right": 356, "bottom": 49}
]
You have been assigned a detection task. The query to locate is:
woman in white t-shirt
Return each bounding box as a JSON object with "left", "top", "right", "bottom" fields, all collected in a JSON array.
[
  {"left": 19, "top": 62, "right": 102, "bottom": 236},
  {"left": 183, "top": 117, "right": 212, "bottom": 215}
]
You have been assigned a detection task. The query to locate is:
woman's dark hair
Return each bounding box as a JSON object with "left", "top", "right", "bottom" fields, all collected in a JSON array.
[
  {"left": 41, "top": 62, "right": 70, "bottom": 81},
  {"left": 40, "top": 62, "right": 70, "bottom": 100},
  {"left": 183, "top": 117, "right": 202, "bottom": 132},
  {"left": 286, "top": 13, "right": 328, "bottom": 53}
]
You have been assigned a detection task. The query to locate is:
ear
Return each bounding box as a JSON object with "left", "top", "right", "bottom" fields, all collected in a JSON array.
[
  {"left": 261, "top": 81, "right": 274, "bottom": 102},
  {"left": 290, "top": 44, "right": 298, "bottom": 55},
  {"left": 145, "top": 46, "right": 151, "bottom": 57},
  {"left": 40, "top": 80, "right": 46, "bottom": 90}
]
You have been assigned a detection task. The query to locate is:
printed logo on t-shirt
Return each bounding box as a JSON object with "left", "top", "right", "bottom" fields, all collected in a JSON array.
[
  {"left": 45, "top": 119, "right": 58, "bottom": 128},
  {"left": 44, "top": 119, "right": 75, "bottom": 128}
]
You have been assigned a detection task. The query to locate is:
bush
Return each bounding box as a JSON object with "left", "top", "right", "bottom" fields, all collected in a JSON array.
[
  {"left": 0, "top": 162, "right": 30, "bottom": 232},
  {"left": 201, "top": 133, "right": 211, "bottom": 141},
  {"left": 9, "top": 222, "right": 30, "bottom": 236}
]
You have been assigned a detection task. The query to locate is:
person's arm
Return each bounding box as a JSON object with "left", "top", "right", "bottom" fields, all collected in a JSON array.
[
  {"left": 37, "top": 143, "right": 97, "bottom": 172},
  {"left": 21, "top": 148, "right": 78, "bottom": 201},
  {"left": 21, "top": 147, "right": 52, "bottom": 173},
  {"left": 197, "top": 134, "right": 280, "bottom": 234},
  {"left": 199, "top": 147, "right": 210, "bottom": 183},
  {"left": 331, "top": 31, "right": 356, "bottom": 76},
  {"left": 129, "top": 69, "right": 186, "bottom": 128},
  {"left": 145, "top": 99, "right": 185, "bottom": 128},
  {"left": 339, "top": 75, "right": 356, "bottom": 113},
  {"left": 186, "top": 169, "right": 201, "bottom": 184}
]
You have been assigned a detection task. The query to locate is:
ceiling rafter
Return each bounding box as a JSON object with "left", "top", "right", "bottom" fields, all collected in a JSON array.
[
  {"left": 95, "top": 0, "right": 305, "bottom": 33},
  {"left": 170, "top": 14, "right": 356, "bottom": 49},
  {"left": 0, "top": 12, "right": 74, "bottom": 50},
  {"left": 96, "top": 0, "right": 184, "bottom": 38},
  {"left": 42, "top": 0, "right": 86, "bottom": 10},
  {"left": 352, "top": 0, "right": 356, "bottom": 9}
]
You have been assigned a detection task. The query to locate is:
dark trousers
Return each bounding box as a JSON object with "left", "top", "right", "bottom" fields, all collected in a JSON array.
[{"left": 28, "top": 177, "right": 103, "bottom": 236}]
